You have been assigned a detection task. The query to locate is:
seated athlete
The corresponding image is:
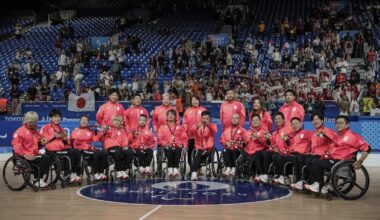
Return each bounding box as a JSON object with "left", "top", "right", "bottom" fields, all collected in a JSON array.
[
  {"left": 244, "top": 114, "right": 269, "bottom": 182},
  {"left": 220, "top": 113, "right": 247, "bottom": 177},
  {"left": 101, "top": 115, "right": 134, "bottom": 179},
  {"left": 189, "top": 111, "right": 217, "bottom": 181},
  {"left": 305, "top": 115, "right": 371, "bottom": 194},
  {"left": 71, "top": 115, "right": 107, "bottom": 181},
  {"left": 40, "top": 109, "right": 81, "bottom": 183},
  {"left": 128, "top": 114, "right": 156, "bottom": 175},
  {"left": 255, "top": 112, "right": 292, "bottom": 183},
  {"left": 157, "top": 109, "right": 188, "bottom": 177},
  {"left": 290, "top": 111, "right": 337, "bottom": 190},
  {"left": 272, "top": 117, "right": 312, "bottom": 185},
  {"left": 12, "top": 111, "right": 52, "bottom": 188}
]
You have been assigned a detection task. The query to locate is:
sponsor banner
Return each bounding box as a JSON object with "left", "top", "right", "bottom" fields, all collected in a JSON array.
[
  {"left": 90, "top": 37, "right": 111, "bottom": 49},
  {"left": 208, "top": 34, "right": 229, "bottom": 47}
]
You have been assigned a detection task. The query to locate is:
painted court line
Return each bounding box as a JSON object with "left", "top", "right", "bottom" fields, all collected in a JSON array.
[{"left": 138, "top": 205, "right": 162, "bottom": 220}]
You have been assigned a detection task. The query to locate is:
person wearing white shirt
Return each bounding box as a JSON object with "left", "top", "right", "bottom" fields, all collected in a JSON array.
[
  {"left": 58, "top": 51, "right": 67, "bottom": 67},
  {"left": 23, "top": 60, "right": 33, "bottom": 76},
  {"left": 365, "top": 66, "right": 375, "bottom": 82},
  {"left": 272, "top": 49, "right": 281, "bottom": 69},
  {"left": 76, "top": 40, "right": 83, "bottom": 52}
]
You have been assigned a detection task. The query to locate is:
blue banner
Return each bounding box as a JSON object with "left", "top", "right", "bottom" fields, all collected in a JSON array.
[
  {"left": 90, "top": 37, "right": 111, "bottom": 49},
  {"left": 0, "top": 115, "right": 377, "bottom": 151},
  {"left": 338, "top": 30, "right": 359, "bottom": 42},
  {"left": 208, "top": 34, "right": 229, "bottom": 47}
]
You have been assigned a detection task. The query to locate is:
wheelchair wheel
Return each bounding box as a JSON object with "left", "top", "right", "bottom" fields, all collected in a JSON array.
[
  {"left": 156, "top": 148, "right": 164, "bottom": 178},
  {"left": 84, "top": 162, "right": 93, "bottom": 184},
  {"left": 179, "top": 149, "right": 187, "bottom": 179},
  {"left": 2, "top": 156, "right": 31, "bottom": 191},
  {"left": 211, "top": 148, "right": 223, "bottom": 178},
  {"left": 45, "top": 152, "right": 63, "bottom": 186},
  {"left": 331, "top": 160, "right": 370, "bottom": 200}
]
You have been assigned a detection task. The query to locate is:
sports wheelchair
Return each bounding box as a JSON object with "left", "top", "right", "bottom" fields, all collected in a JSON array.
[
  {"left": 155, "top": 146, "right": 187, "bottom": 180},
  {"left": 233, "top": 150, "right": 257, "bottom": 181},
  {"left": 46, "top": 151, "right": 83, "bottom": 187},
  {"left": 80, "top": 150, "right": 109, "bottom": 184},
  {"left": 188, "top": 148, "right": 216, "bottom": 180},
  {"left": 301, "top": 159, "right": 370, "bottom": 201},
  {"left": 2, "top": 152, "right": 60, "bottom": 191}
]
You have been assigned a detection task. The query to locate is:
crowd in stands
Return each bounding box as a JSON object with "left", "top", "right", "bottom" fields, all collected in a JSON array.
[{"left": 0, "top": 1, "right": 379, "bottom": 116}]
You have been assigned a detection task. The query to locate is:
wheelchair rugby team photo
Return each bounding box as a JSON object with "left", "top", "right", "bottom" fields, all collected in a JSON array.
[{"left": 0, "top": 0, "right": 379, "bottom": 219}]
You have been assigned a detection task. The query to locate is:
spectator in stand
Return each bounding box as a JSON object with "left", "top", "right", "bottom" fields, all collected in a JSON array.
[{"left": 0, "top": 95, "right": 7, "bottom": 114}]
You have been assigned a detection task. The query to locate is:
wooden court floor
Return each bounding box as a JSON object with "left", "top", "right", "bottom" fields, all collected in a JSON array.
[{"left": 0, "top": 161, "right": 379, "bottom": 220}]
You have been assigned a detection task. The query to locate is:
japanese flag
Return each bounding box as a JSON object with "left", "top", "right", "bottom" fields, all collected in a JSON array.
[{"left": 68, "top": 91, "right": 95, "bottom": 112}]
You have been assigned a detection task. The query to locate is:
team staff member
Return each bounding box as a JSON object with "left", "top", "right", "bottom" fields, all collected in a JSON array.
[
  {"left": 306, "top": 115, "right": 370, "bottom": 194},
  {"left": 157, "top": 110, "right": 188, "bottom": 177},
  {"left": 71, "top": 115, "right": 107, "bottom": 181},
  {"left": 128, "top": 114, "right": 156, "bottom": 175},
  {"left": 279, "top": 89, "right": 305, "bottom": 128},
  {"left": 101, "top": 116, "right": 133, "bottom": 179},
  {"left": 290, "top": 112, "right": 337, "bottom": 190},
  {"left": 244, "top": 114, "right": 269, "bottom": 181},
  {"left": 220, "top": 90, "right": 246, "bottom": 131},
  {"left": 96, "top": 88, "right": 125, "bottom": 128},
  {"left": 189, "top": 111, "right": 217, "bottom": 181},
  {"left": 272, "top": 117, "right": 312, "bottom": 185},
  {"left": 40, "top": 109, "right": 81, "bottom": 183},
  {"left": 183, "top": 96, "right": 207, "bottom": 166},
  {"left": 152, "top": 94, "right": 180, "bottom": 134},
  {"left": 12, "top": 111, "right": 51, "bottom": 188},
  {"left": 249, "top": 98, "right": 273, "bottom": 131},
  {"left": 255, "top": 112, "right": 292, "bottom": 183},
  {"left": 123, "top": 94, "right": 149, "bottom": 133},
  {"left": 220, "top": 113, "right": 247, "bottom": 177}
]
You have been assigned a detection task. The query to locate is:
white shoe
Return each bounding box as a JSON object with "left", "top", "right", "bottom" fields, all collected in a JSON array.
[
  {"left": 223, "top": 167, "right": 231, "bottom": 176},
  {"left": 34, "top": 179, "right": 48, "bottom": 188},
  {"left": 191, "top": 172, "right": 198, "bottom": 181},
  {"left": 272, "top": 177, "right": 280, "bottom": 184},
  {"left": 308, "top": 182, "right": 320, "bottom": 193},
  {"left": 321, "top": 186, "right": 328, "bottom": 194},
  {"left": 122, "top": 171, "right": 129, "bottom": 179},
  {"left": 94, "top": 173, "right": 102, "bottom": 180},
  {"left": 76, "top": 176, "right": 82, "bottom": 182},
  {"left": 259, "top": 174, "right": 269, "bottom": 183},
  {"left": 167, "top": 168, "right": 174, "bottom": 176},
  {"left": 229, "top": 167, "right": 236, "bottom": 176},
  {"left": 138, "top": 167, "right": 144, "bottom": 174},
  {"left": 277, "top": 176, "right": 290, "bottom": 185},
  {"left": 281, "top": 176, "right": 290, "bottom": 185},
  {"left": 145, "top": 167, "right": 151, "bottom": 174},
  {"left": 253, "top": 176, "right": 261, "bottom": 182},
  {"left": 198, "top": 168, "right": 204, "bottom": 176},
  {"left": 100, "top": 173, "right": 107, "bottom": 180},
  {"left": 116, "top": 171, "right": 123, "bottom": 178},
  {"left": 173, "top": 168, "right": 179, "bottom": 176},
  {"left": 70, "top": 173, "right": 78, "bottom": 183},
  {"left": 291, "top": 181, "right": 304, "bottom": 190}
]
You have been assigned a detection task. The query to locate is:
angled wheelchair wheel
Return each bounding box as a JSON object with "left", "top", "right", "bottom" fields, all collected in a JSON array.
[
  {"left": 45, "top": 152, "right": 62, "bottom": 186},
  {"left": 3, "top": 156, "right": 31, "bottom": 191},
  {"left": 156, "top": 148, "right": 164, "bottom": 178},
  {"left": 180, "top": 149, "right": 187, "bottom": 179},
  {"left": 331, "top": 160, "right": 370, "bottom": 200},
  {"left": 211, "top": 148, "right": 223, "bottom": 178}
]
